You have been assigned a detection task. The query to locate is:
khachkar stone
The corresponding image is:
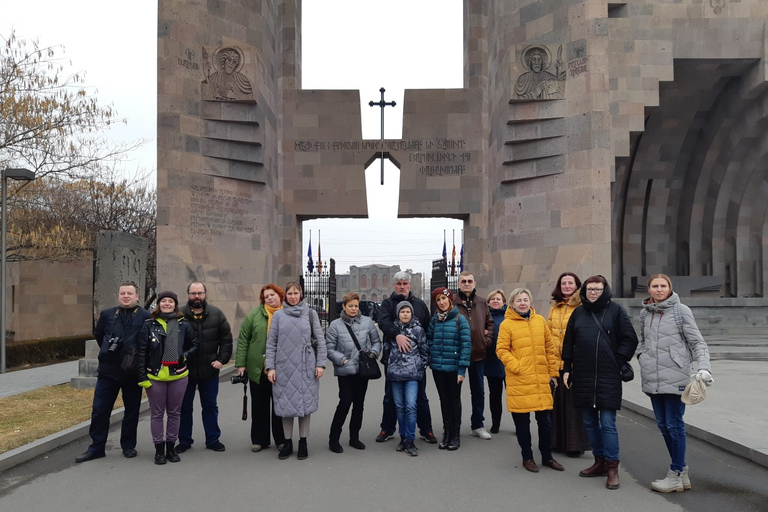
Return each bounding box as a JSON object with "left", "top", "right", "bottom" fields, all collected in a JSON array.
[{"left": 93, "top": 231, "right": 148, "bottom": 318}]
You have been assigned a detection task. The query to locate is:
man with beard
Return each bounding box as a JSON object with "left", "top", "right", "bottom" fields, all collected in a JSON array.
[
  {"left": 375, "top": 271, "right": 436, "bottom": 444},
  {"left": 454, "top": 270, "right": 494, "bottom": 439},
  {"left": 176, "top": 282, "right": 233, "bottom": 452},
  {"left": 76, "top": 282, "right": 150, "bottom": 462}
]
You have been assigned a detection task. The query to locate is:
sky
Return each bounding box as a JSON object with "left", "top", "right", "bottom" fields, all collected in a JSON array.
[{"left": 4, "top": 0, "right": 465, "bottom": 280}]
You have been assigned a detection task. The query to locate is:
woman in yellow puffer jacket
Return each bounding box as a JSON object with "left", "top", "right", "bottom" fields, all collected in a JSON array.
[
  {"left": 547, "top": 272, "right": 590, "bottom": 457},
  {"left": 496, "top": 288, "right": 562, "bottom": 473}
]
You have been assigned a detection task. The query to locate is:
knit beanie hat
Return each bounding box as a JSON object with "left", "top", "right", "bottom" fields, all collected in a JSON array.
[
  {"left": 157, "top": 290, "right": 178, "bottom": 306},
  {"left": 431, "top": 287, "right": 453, "bottom": 302},
  {"left": 395, "top": 301, "right": 413, "bottom": 317}
]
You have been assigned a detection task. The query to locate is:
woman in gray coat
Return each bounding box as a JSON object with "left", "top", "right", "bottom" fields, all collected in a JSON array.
[
  {"left": 325, "top": 292, "right": 382, "bottom": 453},
  {"left": 266, "top": 281, "right": 327, "bottom": 460},
  {"left": 637, "top": 274, "right": 713, "bottom": 493}
]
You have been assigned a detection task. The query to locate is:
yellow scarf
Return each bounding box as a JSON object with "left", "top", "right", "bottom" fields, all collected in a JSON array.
[{"left": 265, "top": 303, "right": 281, "bottom": 331}]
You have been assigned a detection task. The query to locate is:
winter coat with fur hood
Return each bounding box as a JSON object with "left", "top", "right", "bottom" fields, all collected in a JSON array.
[{"left": 637, "top": 292, "right": 711, "bottom": 395}]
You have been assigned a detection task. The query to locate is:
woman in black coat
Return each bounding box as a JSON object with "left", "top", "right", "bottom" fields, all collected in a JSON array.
[{"left": 561, "top": 276, "right": 638, "bottom": 490}]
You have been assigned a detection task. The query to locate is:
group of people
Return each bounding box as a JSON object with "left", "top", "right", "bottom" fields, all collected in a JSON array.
[
  {"left": 76, "top": 281, "right": 232, "bottom": 465},
  {"left": 76, "top": 270, "right": 714, "bottom": 494}
]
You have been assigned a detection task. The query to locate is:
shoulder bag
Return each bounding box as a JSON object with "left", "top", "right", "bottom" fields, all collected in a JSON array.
[
  {"left": 344, "top": 323, "right": 382, "bottom": 380},
  {"left": 591, "top": 310, "right": 634, "bottom": 382}
]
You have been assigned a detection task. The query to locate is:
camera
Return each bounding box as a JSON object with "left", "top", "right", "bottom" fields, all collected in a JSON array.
[
  {"left": 231, "top": 373, "right": 248, "bottom": 385},
  {"left": 107, "top": 337, "right": 122, "bottom": 353}
]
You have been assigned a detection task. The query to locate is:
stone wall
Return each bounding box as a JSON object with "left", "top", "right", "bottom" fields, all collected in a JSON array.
[{"left": 7, "top": 260, "right": 92, "bottom": 341}]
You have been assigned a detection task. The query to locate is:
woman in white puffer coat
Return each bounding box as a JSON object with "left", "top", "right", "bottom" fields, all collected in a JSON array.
[{"left": 637, "top": 274, "right": 713, "bottom": 493}]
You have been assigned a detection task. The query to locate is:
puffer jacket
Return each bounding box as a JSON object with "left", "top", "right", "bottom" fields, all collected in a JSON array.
[
  {"left": 235, "top": 304, "right": 275, "bottom": 384},
  {"left": 496, "top": 307, "right": 558, "bottom": 413},
  {"left": 637, "top": 292, "right": 711, "bottom": 395},
  {"left": 485, "top": 305, "right": 507, "bottom": 379},
  {"left": 427, "top": 306, "right": 471, "bottom": 377},
  {"left": 454, "top": 290, "right": 494, "bottom": 362},
  {"left": 561, "top": 283, "right": 638, "bottom": 410},
  {"left": 181, "top": 303, "right": 233, "bottom": 381},
  {"left": 326, "top": 311, "right": 382, "bottom": 377},
  {"left": 547, "top": 294, "right": 581, "bottom": 371},
  {"left": 386, "top": 303, "right": 429, "bottom": 381},
  {"left": 265, "top": 301, "right": 327, "bottom": 418},
  {"left": 137, "top": 316, "right": 199, "bottom": 383}
]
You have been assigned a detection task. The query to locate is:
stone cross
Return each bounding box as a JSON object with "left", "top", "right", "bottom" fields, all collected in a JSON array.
[{"left": 368, "top": 87, "right": 396, "bottom": 185}]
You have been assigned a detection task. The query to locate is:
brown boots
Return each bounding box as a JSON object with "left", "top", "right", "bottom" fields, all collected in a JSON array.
[
  {"left": 580, "top": 456, "right": 619, "bottom": 489},
  {"left": 579, "top": 456, "right": 607, "bottom": 477},
  {"left": 606, "top": 460, "right": 620, "bottom": 490}
]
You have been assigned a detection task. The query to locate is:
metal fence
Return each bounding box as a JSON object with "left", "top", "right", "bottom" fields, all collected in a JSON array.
[{"left": 299, "top": 258, "right": 336, "bottom": 334}]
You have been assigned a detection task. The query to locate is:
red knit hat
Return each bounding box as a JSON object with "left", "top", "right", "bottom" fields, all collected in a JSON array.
[{"left": 431, "top": 287, "right": 453, "bottom": 302}]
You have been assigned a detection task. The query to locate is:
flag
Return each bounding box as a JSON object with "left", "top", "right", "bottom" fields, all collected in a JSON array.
[
  {"left": 317, "top": 241, "right": 323, "bottom": 274},
  {"left": 451, "top": 243, "right": 456, "bottom": 276},
  {"left": 307, "top": 238, "right": 314, "bottom": 273},
  {"left": 442, "top": 238, "right": 447, "bottom": 261},
  {"left": 459, "top": 244, "right": 464, "bottom": 272}
]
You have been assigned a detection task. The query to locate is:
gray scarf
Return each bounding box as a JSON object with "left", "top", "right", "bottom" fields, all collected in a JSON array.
[{"left": 160, "top": 315, "right": 180, "bottom": 363}]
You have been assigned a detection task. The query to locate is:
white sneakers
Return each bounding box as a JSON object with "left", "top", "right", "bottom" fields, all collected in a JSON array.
[
  {"left": 470, "top": 427, "right": 492, "bottom": 440},
  {"left": 651, "top": 468, "right": 687, "bottom": 493}
]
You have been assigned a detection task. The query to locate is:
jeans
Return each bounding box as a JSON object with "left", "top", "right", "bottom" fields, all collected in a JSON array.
[
  {"left": 381, "top": 374, "right": 433, "bottom": 436},
  {"left": 649, "top": 394, "right": 687, "bottom": 472},
  {"left": 179, "top": 376, "right": 221, "bottom": 447},
  {"left": 468, "top": 361, "right": 486, "bottom": 429},
  {"left": 249, "top": 374, "right": 285, "bottom": 447},
  {"left": 87, "top": 370, "right": 143, "bottom": 454},
  {"left": 581, "top": 408, "right": 619, "bottom": 461},
  {"left": 512, "top": 410, "right": 552, "bottom": 461},
  {"left": 432, "top": 370, "right": 463, "bottom": 432},
  {"left": 146, "top": 377, "right": 188, "bottom": 443},
  {"left": 392, "top": 380, "right": 419, "bottom": 441},
  {"left": 329, "top": 374, "right": 369, "bottom": 442}
]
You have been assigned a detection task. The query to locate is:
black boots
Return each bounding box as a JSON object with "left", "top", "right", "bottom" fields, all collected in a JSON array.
[
  {"left": 154, "top": 443, "right": 166, "bottom": 465},
  {"left": 447, "top": 428, "right": 460, "bottom": 451},
  {"left": 329, "top": 437, "right": 343, "bottom": 453},
  {"left": 166, "top": 441, "right": 180, "bottom": 463},
  {"left": 439, "top": 421, "right": 452, "bottom": 450},
  {"left": 298, "top": 437, "right": 308, "bottom": 460},
  {"left": 278, "top": 439, "right": 293, "bottom": 460}
]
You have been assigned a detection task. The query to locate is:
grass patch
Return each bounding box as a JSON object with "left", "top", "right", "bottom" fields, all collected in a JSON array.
[{"left": 0, "top": 384, "right": 126, "bottom": 454}]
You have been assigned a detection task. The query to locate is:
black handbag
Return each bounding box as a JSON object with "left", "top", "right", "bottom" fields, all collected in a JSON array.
[
  {"left": 590, "top": 311, "right": 634, "bottom": 382},
  {"left": 344, "top": 323, "right": 381, "bottom": 380}
]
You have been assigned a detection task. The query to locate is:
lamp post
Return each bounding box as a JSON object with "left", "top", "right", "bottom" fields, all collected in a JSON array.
[{"left": 1, "top": 168, "right": 36, "bottom": 374}]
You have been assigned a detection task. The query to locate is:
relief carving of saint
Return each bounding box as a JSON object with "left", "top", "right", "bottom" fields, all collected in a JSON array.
[
  {"left": 201, "top": 46, "right": 254, "bottom": 102},
  {"left": 514, "top": 45, "right": 566, "bottom": 100}
]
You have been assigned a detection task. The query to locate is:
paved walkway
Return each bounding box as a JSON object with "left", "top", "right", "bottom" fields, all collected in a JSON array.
[{"left": 1, "top": 335, "right": 766, "bottom": 471}]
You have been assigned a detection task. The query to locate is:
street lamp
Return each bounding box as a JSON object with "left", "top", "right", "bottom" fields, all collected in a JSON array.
[{"left": 1, "top": 168, "right": 36, "bottom": 374}]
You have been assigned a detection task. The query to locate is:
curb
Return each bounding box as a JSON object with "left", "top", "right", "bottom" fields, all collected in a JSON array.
[
  {"left": 0, "top": 366, "right": 236, "bottom": 473},
  {"left": 621, "top": 398, "right": 768, "bottom": 469}
]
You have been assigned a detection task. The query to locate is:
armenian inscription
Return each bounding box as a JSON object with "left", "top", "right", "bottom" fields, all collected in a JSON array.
[
  {"left": 190, "top": 185, "right": 256, "bottom": 236},
  {"left": 292, "top": 139, "right": 472, "bottom": 176}
]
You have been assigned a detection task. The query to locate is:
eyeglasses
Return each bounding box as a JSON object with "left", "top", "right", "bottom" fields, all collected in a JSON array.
[
  {"left": 460, "top": 279, "right": 474, "bottom": 284},
  {"left": 188, "top": 292, "right": 205, "bottom": 296},
  {"left": 586, "top": 288, "right": 604, "bottom": 294}
]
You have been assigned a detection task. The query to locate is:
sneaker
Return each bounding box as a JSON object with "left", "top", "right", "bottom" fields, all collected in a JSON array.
[
  {"left": 175, "top": 444, "right": 191, "bottom": 453},
  {"left": 471, "top": 427, "right": 492, "bottom": 440},
  {"left": 419, "top": 432, "right": 438, "bottom": 444},
  {"left": 251, "top": 444, "right": 262, "bottom": 452},
  {"left": 396, "top": 438, "right": 406, "bottom": 452},
  {"left": 404, "top": 441, "right": 419, "bottom": 456},
  {"left": 651, "top": 469, "right": 684, "bottom": 493},
  {"left": 375, "top": 430, "right": 395, "bottom": 442}
]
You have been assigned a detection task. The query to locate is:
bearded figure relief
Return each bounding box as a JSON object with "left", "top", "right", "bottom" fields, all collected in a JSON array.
[
  {"left": 513, "top": 45, "right": 566, "bottom": 100},
  {"left": 201, "top": 46, "right": 254, "bottom": 102}
]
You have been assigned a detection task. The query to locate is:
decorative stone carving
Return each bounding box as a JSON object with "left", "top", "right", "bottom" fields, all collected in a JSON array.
[
  {"left": 201, "top": 45, "right": 255, "bottom": 102},
  {"left": 512, "top": 45, "right": 566, "bottom": 100}
]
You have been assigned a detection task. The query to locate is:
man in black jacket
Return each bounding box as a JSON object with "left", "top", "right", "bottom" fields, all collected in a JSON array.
[
  {"left": 76, "top": 282, "right": 151, "bottom": 463},
  {"left": 375, "top": 271, "right": 436, "bottom": 444},
  {"left": 176, "top": 282, "right": 233, "bottom": 452}
]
